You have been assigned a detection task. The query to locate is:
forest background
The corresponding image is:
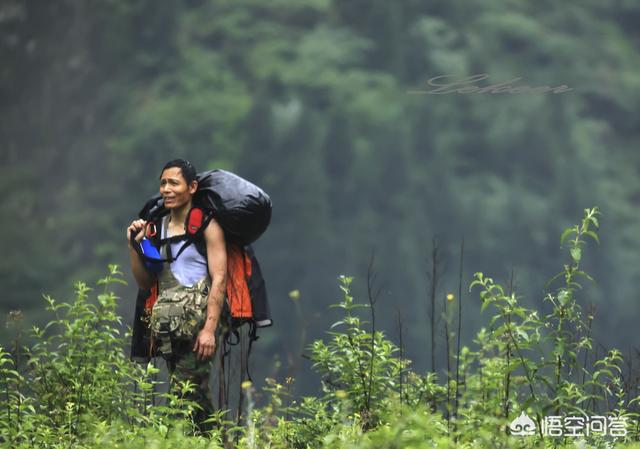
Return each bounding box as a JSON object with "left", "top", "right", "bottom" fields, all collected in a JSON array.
[{"left": 1, "top": 0, "right": 639, "bottom": 397}]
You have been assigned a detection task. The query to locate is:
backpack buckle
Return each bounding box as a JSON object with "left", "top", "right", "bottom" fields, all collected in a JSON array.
[{"left": 146, "top": 222, "right": 157, "bottom": 238}]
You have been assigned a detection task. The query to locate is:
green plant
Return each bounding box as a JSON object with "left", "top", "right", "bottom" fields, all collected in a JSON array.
[
  {"left": 310, "top": 276, "right": 408, "bottom": 428},
  {"left": 463, "top": 208, "right": 639, "bottom": 446},
  {"left": 0, "top": 265, "right": 223, "bottom": 448},
  {"left": 5, "top": 208, "right": 640, "bottom": 449}
]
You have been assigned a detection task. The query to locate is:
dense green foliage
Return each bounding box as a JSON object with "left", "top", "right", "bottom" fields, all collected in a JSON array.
[
  {"left": 3, "top": 209, "right": 640, "bottom": 448},
  {"left": 2, "top": 0, "right": 640, "bottom": 396}
]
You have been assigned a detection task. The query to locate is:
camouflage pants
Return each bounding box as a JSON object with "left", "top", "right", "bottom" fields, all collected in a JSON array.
[{"left": 164, "top": 338, "right": 217, "bottom": 432}]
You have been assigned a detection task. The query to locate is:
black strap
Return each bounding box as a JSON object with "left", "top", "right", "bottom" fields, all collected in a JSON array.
[
  {"left": 218, "top": 313, "right": 259, "bottom": 382},
  {"left": 245, "top": 322, "right": 258, "bottom": 382},
  {"left": 160, "top": 210, "right": 214, "bottom": 263},
  {"left": 130, "top": 232, "right": 196, "bottom": 265},
  {"left": 162, "top": 237, "right": 194, "bottom": 263},
  {"left": 219, "top": 323, "right": 257, "bottom": 382},
  {"left": 193, "top": 211, "right": 214, "bottom": 260}
]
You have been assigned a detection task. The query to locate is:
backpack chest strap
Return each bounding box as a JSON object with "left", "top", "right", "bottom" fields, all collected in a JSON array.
[{"left": 158, "top": 217, "right": 191, "bottom": 263}]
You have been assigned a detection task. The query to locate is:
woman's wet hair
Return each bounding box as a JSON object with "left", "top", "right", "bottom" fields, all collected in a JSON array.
[{"left": 160, "top": 159, "right": 197, "bottom": 184}]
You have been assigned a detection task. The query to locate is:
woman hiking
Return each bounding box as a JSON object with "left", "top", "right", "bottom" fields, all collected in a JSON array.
[{"left": 127, "top": 158, "right": 227, "bottom": 432}]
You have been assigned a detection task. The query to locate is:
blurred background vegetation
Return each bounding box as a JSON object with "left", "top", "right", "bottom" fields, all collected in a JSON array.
[{"left": 1, "top": 0, "right": 639, "bottom": 396}]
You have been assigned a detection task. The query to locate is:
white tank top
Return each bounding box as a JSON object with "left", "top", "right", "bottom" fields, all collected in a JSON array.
[{"left": 160, "top": 216, "right": 209, "bottom": 287}]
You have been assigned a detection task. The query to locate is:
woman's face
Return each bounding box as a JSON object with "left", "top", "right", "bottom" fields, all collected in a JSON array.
[{"left": 159, "top": 167, "right": 197, "bottom": 209}]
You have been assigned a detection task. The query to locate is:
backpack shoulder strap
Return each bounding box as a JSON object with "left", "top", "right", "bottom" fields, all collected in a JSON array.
[
  {"left": 191, "top": 208, "right": 214, "bottom": 260},
  {"left": 153, "top": 212, "right": 210, "bottom": 263},
  {"left": 156, "top": 207, "right": 213, "bottom": 261}
]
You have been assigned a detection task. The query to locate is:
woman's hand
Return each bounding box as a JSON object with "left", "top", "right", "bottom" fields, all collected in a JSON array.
[
  {"left": 126, "top": 219, "right": 147, "bottom": 247},
  {"left": 193, "top": 329, "right": 216, "bottom": 360}
]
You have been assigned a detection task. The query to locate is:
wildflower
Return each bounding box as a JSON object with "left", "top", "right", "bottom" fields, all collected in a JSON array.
[
  {"left": 289, "top": 290, "right": 301, "bottom": 300},
  {"left": 241, "top": 380, "right": 253, "bottom": 390},
  {"left": 447, "top": 293, "right": 455, "bottom": 301}
]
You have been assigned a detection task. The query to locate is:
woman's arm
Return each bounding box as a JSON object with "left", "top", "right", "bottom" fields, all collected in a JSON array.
[
  {"left": 126, "top": 219, "right": 156, "bottom": 290},
  {"left": 193, "top": 217, "right": 227, "bottom": 360}
]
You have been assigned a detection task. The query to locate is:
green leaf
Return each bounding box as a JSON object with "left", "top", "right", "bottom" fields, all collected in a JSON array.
[
  {"left": 560, "top": 227, "right": 575, "bottom": 245},
  {"left": 584, "top": 230, "right": 600, "bottom": 244},
  {"left": 570, "top": 247, "right": 582, "bottom": 263}
]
